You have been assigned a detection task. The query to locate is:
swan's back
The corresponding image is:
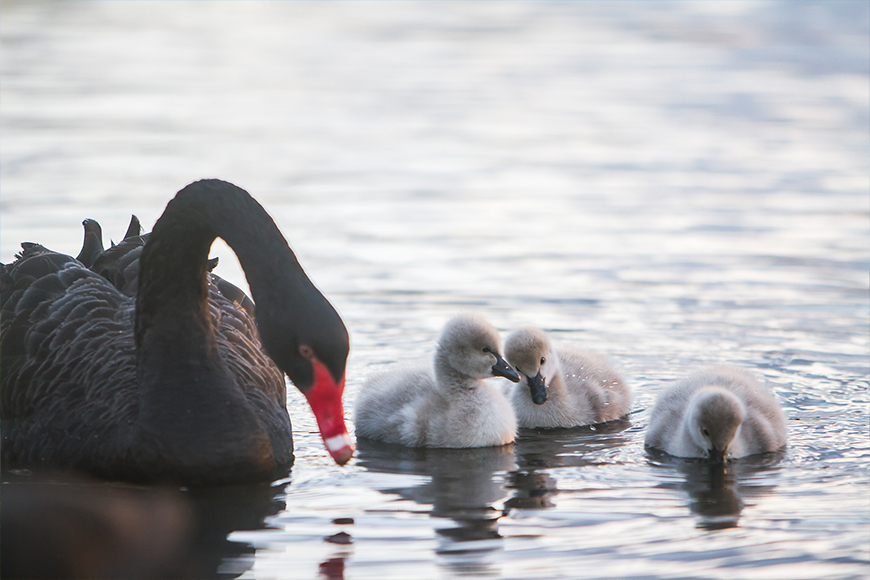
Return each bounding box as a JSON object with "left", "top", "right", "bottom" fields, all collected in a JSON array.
[
  {"left": 2, "top": 244, "right": 139, "bottom": 473},
  {"left": 645, "top": 366, "right": 787, "bottom": 459},
  {"left": 90, "top": 234, "right": 146, "bottom": 297},
  {"left": 1, "top": 240, "right": 289, "bottom": 480}
]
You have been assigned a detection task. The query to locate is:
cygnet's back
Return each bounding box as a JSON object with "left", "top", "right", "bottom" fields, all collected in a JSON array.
[
  {"left": 354, "top": 314, "right": 520, "bottom": 448},
  {"left": 504, "top": 328, "right": 631, "bottom": 428},
  {"left": 644, "top": 366, "right": 787, "bottom": 461}
]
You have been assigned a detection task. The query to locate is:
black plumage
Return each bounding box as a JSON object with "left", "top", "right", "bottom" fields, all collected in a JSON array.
[{"left": 1, "top": 179, "right": 350, "bottom": 485}]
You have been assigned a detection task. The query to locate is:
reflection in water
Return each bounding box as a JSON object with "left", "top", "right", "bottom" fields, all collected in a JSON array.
[
  {"left": 506, "top": 420, "right": 633, "bottom": 512},
  {"left": 356, "top": 439, "right": 515, "bottom": 576},
  {"left": 320, "top": 521, "right": 354, "bottom": 580},
  {"left": 677, "top": 461, "right": 743, "bottom": 531},
  {"left": 188, "top": 482, "right": 288, "bottom": 579},
  {"left": 648, "top": 450, "right": 785, "bottom": 531},
  {"left": 317, "top": 556, "right": 347, "bottom": 580},
  {"left": 505, "top": 471, "right": 558, "bottom": 510},
  {"left": 1, "top": 473, "right": 191, "bottom": 580},
  {"left": 1, "top": 471, "right": 287, "bottom": 579}
]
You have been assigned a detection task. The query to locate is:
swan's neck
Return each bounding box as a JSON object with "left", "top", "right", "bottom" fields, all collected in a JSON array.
[
  {"left": 136, "top": 181, "right": 307, "bottom": 372},
  {"left": 136, "top": 183, "right": 304, "bottom": 338},
  {"left": 132, "top": 180, "right": 310, "bottom": 478}
]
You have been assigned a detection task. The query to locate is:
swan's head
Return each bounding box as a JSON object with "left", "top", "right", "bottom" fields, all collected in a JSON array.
[
  {"left": 504, "top": 328, "right": 558, "bottom": 405},
  {"left": 687, "top": 387, "right": 745, "bottom": 463},
  {"left": 436, "top": 314, "right": 520, "bottom": 383},
  {"left": 258, "top": 288, "right": 353, "bottom": 466}
]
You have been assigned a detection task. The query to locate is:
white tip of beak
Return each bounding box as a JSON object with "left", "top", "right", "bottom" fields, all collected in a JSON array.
[{"left": 324, "top": 433, "right": 355, "bottom": 465}]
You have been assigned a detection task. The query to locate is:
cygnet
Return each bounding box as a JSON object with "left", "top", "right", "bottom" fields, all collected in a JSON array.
[
  {"left": 354, "top": 314, "right": 521, "bottom": 448},
  {"left": 644, "top": 366, "right": 787, "bottom": 462},
  {"left": 503, "top": 327, "right": 631, "bottom": 428}
]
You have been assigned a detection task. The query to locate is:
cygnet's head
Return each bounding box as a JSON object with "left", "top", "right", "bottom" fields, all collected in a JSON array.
[
  {"left": 437, "top": 315, "right": 520, "bottom": 383},
  {"left": 504, "top": 328, "right": 559, "bottom": 405},
  {"left": 688, "top": 387, "right": 745, "bottom": 463}
]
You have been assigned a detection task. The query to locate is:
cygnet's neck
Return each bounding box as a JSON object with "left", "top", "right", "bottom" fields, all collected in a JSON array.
[
  {"left": 541, "top": 364, "right": 568, "bottom": 400},
  {"left": 433, "top": 349, "right": 484, "bottom": 393}
]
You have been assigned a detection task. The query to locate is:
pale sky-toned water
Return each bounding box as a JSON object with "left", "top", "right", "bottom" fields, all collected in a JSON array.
[{"left": 2, "top": 2, "right": 868, "bottom": 579}]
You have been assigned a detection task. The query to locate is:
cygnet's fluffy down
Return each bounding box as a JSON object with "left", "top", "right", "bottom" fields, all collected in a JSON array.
[
  {"left": 644, "top": 366, "right": 787, "bottom": 462},
  {"left": 354, "top": 314, "right": 520, "bottom": 448},
  {"left": 503, "top": 328, "right": 631, "bottom": 428}
]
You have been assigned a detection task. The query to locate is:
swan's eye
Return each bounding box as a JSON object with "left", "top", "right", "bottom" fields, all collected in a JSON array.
[
  {"left": 482, "top": 346, "right": 492, "bottom": 354},
  {"left": 540, "top": 357, "right": 546, "bottom": 365},
  {"left": 299, "top": 344, "right": 315, "bottom": 360},
  {"left": 702, "top": 428, "right": 710, "bottom": 437}
]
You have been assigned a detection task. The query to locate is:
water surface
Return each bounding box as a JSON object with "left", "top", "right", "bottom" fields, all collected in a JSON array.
[{"left": 1, "top": 2, "right": 868, "bottom": 579}]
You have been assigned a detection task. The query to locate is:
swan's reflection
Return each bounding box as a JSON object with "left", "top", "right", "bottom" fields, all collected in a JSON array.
[
  {"left": 1, "top": 471, "right": 287, "bottom": 579},
  {"left": 356, "top": 439, "right": 515, "bottom": 576},
  {"left": 317, "top": 557, "right": 346, "bottom": 580},
  {"left": 506, "top": 419, "right": 632, "bottom": 512},
  {"left": 188, "top": 481, "right": 287, "bottom": 578},
  {"left": 315, "top": 518, "right": 355, "bottom": 580},
  {"left": 648, "top": 449, "right": 784, "bottom": 530}
]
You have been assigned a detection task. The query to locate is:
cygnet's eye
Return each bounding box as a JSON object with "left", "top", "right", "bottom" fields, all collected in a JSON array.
[
  {"left": 482, "top": 346, "right": 492, "bottom": 354},
  {"left": 702, "top": 428, "right": 710, "bottom": 437},
  {"left": 540, "top": 356, "right": 546, "bottom": 365}
]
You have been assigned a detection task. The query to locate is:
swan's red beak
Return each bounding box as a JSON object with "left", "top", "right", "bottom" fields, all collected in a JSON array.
[{"left": 303, "top": 358, "right": 354, "bottom": 465}]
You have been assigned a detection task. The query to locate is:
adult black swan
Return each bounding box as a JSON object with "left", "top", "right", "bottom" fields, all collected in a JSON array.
[{"left": 1, "top": 179, "right": 353, "bottom": 485}]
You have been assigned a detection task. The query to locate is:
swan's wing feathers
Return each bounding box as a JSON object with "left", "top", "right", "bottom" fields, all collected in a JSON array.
[
  {"left": 90, "top": 235, "right": 148, "bottom": 296},
  {"left": 207, "top": 280, "right": 284, "bottom": 400},
  {"left": 205, "top": 278, "right": 291, "bottom": 463},
  {"left": 15, "top": 242, "right": 51, "bottom": 259},
  {"left": 123, "top": 215, "right": 143, "bottom": 240},
  {"left": 2, "top": 249, "right": 138, "bottom": 469},
  {"left": 7, "top": 245, "right": 73, "bottom": 279},
  {"left": 76, "top": 219, "right": 105, "bottom": 267},
  {"left": 3, "top": 259, "right": 134, "bottom": 402},
  {"left": 2, "top": 248, "right": 80, "bottom": 329},
  {"left": 211, "top": 273, "right": 256, "bottom": 319}
]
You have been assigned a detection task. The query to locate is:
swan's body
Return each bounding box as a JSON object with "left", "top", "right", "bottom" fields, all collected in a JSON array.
[
  {"left": 504, "top": 328, "right": 630, "bottom": 428},
  {"left": 644, "top": 366, "right": 787, "bottom": 462},
  {"left": 354, "top": 315, "right": 520, "bottom": 448},
  {"left": 1, "top": 179, "right": 352, "bottom": 484}
]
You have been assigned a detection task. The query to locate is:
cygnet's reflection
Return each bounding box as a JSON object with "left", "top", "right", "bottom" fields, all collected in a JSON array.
[
  {"left": 647, "top": 449, "right": 785, "bottom": 530},
  {"left": 356, "top": 439, "right": 516, "bottom": 575},
  {"left": 506, "top": 419, "right": 633, "bottom": 512}
]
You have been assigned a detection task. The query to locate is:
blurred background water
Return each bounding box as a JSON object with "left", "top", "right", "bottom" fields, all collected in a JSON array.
[{"left": 1, "top": 1, "right": 868, "bottom": 579}]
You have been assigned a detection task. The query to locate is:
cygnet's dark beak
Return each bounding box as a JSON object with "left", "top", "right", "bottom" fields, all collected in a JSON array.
[
  {"left": 708, "top": 447, "right": 727, "bottom": 465},
  {"left": 491, "top": 355, "right": 520, "bottom": 383},
  {"left": 528, "top": 370, "right": 548, "bottom": 405}
]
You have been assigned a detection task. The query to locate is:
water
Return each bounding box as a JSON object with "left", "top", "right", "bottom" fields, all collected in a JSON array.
[{"left": 1, "top": 1, "right": 868, "bottom": 579}]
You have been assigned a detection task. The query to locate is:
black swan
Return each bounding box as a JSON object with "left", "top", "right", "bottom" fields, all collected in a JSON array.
[{"left": 1, "top": 179, "right": 352, "bottom": 485}]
